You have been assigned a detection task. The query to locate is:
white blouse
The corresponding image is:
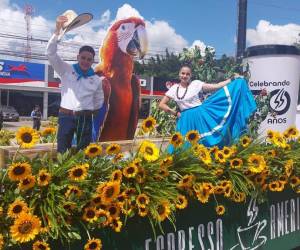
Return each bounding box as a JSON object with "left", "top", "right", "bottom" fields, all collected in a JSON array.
[{"left": 165, "top": 80, "right": 204, "bottom": 111}]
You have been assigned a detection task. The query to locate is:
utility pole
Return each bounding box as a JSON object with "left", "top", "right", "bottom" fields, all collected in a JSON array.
[
  {"left": 236, "top": 0, "right": 247, "bottom": 59},
  {"left": 24, "top": 4, "right": 34, "bottom": 62}
]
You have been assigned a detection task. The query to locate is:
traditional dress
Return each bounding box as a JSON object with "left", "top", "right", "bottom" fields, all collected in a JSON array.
[{"left": 166, "top": 78, "right": 256, "bottom": 149}]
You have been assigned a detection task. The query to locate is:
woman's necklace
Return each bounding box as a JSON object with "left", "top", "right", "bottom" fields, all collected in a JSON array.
[{"left": 176, "top": 83, "right": 189, "bottom": 100}]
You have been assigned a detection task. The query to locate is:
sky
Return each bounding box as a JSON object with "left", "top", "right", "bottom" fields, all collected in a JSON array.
[{"left": 0, "top": 0, "right": 300, "bottom": 62}]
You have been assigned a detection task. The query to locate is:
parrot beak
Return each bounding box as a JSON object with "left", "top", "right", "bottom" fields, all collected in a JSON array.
[{"left": 126, "top": 25, "right": 148, "bottom": 59}]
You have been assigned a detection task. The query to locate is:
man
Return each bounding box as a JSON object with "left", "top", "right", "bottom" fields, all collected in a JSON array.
[
  {"left": 46, "top": 15, "right": 104, "bottom": 153},
  {"left": 31, "top": 105, "right": 42, "bottom": 131}
]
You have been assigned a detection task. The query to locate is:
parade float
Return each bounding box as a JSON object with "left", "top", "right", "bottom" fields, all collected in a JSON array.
[{"left": 0, "top": 12, "right": 300, "bottom": 250}]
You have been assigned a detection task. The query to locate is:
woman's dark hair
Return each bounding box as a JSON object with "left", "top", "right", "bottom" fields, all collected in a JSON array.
[{"left": 79, "top": 46, "right": 95, "bottom": 57}]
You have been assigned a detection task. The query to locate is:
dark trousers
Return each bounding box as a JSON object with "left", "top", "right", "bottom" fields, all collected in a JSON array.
[
  {"left": 57, "top": 112, "right": 93, "bottom": 153},
  {"left": 33, "top": 119, "right": 41, "bottom": 131}
]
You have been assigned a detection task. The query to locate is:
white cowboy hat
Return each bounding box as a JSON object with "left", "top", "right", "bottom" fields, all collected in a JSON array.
[{"left": 58, "top": 10, "right": 93, "bottom": 40}]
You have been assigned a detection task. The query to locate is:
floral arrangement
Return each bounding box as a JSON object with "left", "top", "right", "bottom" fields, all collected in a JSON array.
[{"left": 0, "top": 118, "right": 300, "bottom": 250}]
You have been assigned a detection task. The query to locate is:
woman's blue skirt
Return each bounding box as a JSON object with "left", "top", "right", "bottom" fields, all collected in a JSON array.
[{"left": 170, "top": 78, "right": 256, "bottom": 150}]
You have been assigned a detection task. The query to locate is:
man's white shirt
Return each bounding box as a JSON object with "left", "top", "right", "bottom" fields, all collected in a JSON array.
[{"left": 46, "top": 34, "right": 104, "bottom": 111}]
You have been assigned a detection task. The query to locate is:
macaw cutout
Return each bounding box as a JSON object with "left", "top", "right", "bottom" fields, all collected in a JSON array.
[{"left": 93, "top": 17, "right": 148, "bottom": 142}]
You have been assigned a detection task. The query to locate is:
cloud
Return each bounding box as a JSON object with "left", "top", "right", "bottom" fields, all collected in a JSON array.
[
  {"left": 115, "top": 3, "right": 143, "bottom": 20},
  {"left": 247, "top": 20, "right": 300, "bottom": 46}
]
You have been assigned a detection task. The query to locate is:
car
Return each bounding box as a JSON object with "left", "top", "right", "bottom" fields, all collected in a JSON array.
[{"left": 0, "top": 105, "right": 20, "bottom": 122}]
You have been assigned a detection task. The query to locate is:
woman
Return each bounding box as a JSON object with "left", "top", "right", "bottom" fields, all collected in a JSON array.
[{"left": 159, "top": 65, "right": 256, "bottom": 148}]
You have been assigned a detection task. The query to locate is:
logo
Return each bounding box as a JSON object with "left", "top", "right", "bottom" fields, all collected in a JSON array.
[
  {"left": 269, "top": 88, "right": 290, "bottom": 116},
  {"left": 230, "top": 198, "right": 267, "bottom": 250},
  {"left": 8, "top": 64, "right": 29, "bottom": 75}
]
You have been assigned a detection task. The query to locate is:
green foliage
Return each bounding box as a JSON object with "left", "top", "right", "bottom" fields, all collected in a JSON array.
[{"left": 0, "top": 130, "right": 14, "bottom": 146}]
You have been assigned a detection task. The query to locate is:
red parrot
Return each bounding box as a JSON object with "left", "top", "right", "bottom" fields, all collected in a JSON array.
[{"left": 94, "top": 17, "right": 148, "bottom": 142}]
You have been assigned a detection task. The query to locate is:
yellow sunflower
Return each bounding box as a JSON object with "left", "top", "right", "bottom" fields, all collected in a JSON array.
[
  {"left": 16, "top": 127, "right": 39, "bottom": 148},
  {"left": 32, "top": 240, "right": 50, "bottom": 250},
  {"left": 110, "top": 170, "right": 123, "bottom": 182},
  {"left": 215, "top": 150, "right": 226, "bottom": 163},
  {"left": 18, "top": 175, "right": 36, "bottom": 191},
  {"left": 98, "top": 209, "right": 111, "bottom": 227},
  {"left": 272, "top": 134, "right": 288, "bottom": 148},
  {"left": 68, "top": 164, "right": 88, "bottom": 181},
  {"left": 248, "top": 154, "right": 266, "bottom": 173},
  {"left": 65, "top": 185, "right": 82, "bottom": 197},
  {"left": 106, "top": 143, "right": 121, "bottom": 155},
  {"left": 138, "top": 207, "right": 149, "bottom": 217},
  {"left": 41, "top": 127, "right": 56, "bottom": 137},
  {"left": 84, "top": 238, "right": 102, "bottom": 250},
  {"left": 123, "top": 164, "right": 138, "bottom": 178},
  {"left": 160, "top": 156, "right": 173, "bottom": 168},
  {"left": 290, "top": 176, "right": 300, "bottom": 188},
  {"left": 215, "top": 205, "right": 225, "bottom": 215},
  {"left": 110, "top": 218, "right": 123, "bottom": 232},
  {"left": 136, "top": 167, "right": 146, "bottom": 184},
  {"left": 231, "top": 192, "right": 246, "bottom": 203},
  {"left": 8, "top": 162, "right": 32, "bottom": 182},
  {"left": 230, "top": 158, "right": 243, "bottom": 169},
  {"left": 37, "top": 169, "right": 51, "bottom": 186},
  {"left": 0, "top": 234, "right": 3, "bottom": 249},
  {"left": 196, "top": 185, "right": 210, "bottom": 203},
  {"left": 170, "top": 132, "right": 183, "bottom": 147},
  {"left": 139, "top": 140, "right": 159, "bottom": 162},
  {"left": 266, "top": 149, "right": 276, "bottom": 158},
  {"left": 8, "top": 200, "right": 29, "bottom": 219},
  {"left": 175, "top": 195, "right": 188, "bottom": 209},
  {"left": 156, "top": 201, "right": 171, "bottom": 222},
  {"left": 266, "top": 130, "right": 276, "bottom": 141},
  {"left": 284, "top": 126, "right": 299, "bottom": 139},
  {"left": 186, "top": 130, "right": 200, "bottom": 144},
  {"left": 141, "top": 116, "right": 156, "bottom": 133},
  {"left": 112, "top": 153, "right": 124, "bottom": 163},
  {"left": 178, "top": 175, "right": 194, "bottom": 189},
  {"left": 284, "top": 160, "right": 293, "bottom": 177},
  {"left": 10, "top": 213, "right": 41, "bottom": 243},
  {"left": 136, "top": 194, "right": 150, "bottom": 208},
  {"left": 222, "top": 146, "right": 232, "bottom": 158},
  {"left": 84, "top": 143, "right": 102, "bottom": 158},
  {"left": 107, "top": 204, "right": 121, "bottom": 219},
  {"left": 83, "top": 207, "right": 98, "bottom": 223},
  {"left": 157, "top": 167, "right": 169, "bottom": 179},
  {"left": 240, "top": 136, "right": 251, "bottom": 147},
  {"left": 269, "top": 181, "right": 281, "bottom": 192},
  {"left": 101, "top": 181, "right": 120, "bottom": 205},
  {"left": 198, "top": 147, "right": 212, "bottom": 165}
]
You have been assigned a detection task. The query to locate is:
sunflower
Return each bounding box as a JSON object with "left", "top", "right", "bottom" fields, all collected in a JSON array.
[
  {"left": 186, "top": 130, "right": 200, "bottom": 144},
  {"left": 269, "top": 181, "right": 281, "bottom": 192},
  {"left": 230, "top": 158, "right": 243, "bottom": 169},
  {"left": 222, "top": 146, "right": 232, "bottom": 158},
  {"left": 83, "top": 207, "right": 98, "bottom": 223},
  {"left": 266, "top": 149, "right": 276, "bottom": 158},
  {"left": 18, "top": 175, "right": 36, "bottom": 191},
  {"left": 16, "top": 127, "right": 39, "bottom": 148},
  {"left": 84, "top": 238, "right": 102, "bottom": 250},
  {"left": 240, "top": 136, "right": 251, "bottom": 147},
  {"left": 37, "top": 169, "right": 51, "bottom": 186},
  {"left": 106, "top": 143, "right": 121, "bottom": 155},
  {"left": 123, "top": 164, "right": 138, "bottom": 178},
  {"left": 284, "top": 160, "right": 293, "bottom": 177},
  {"left": 156, "top": 201, "right": 171, "bottom": 222},
  {"left": 68, "top": 164, "right": 88, "bottom": 181},
  {"left": 178, "top": 175, "right": 194, "bottom": 189},
  {"left": 32, "top": 240, "right": 50, "bottom": 250},
  {"left": 196, "top": 184, "right": 211, "bottom": 203},
  {"left": 157, "top": 167, "right": 169, "bottom": 178},
  {"left": 214, "top": 168, "right": 224, "bottom": 176},
  {"left": 138, "top": 207, "right": 148, "bottom": 217},
  {"left": 141, "top": 116, "right": 156, "bottom": 133},
  {"left": 231, "top": 192, "right": 246, "bottom": 203},
  {"left": 8, "top": 162, "right": 32, "bottom": 182},
  {"left": 110, "top": 170, "right": 123, "bottom": 182},
  {"left": 209, "top": 146, "right": 219, "bottom": 155},
  {"left": 139, "top": 140, "right": 159, "bottom": 162},
  {"left": 98, "top": 209, "right": 111, "bottom": 227},
  {"left": 214, "top": 150, "right": 226, "bottom": 163},
  {"left": 266, "top": 130, "right": 276, "bottom": 141},
  {"left": 160, "top": 156, "right": 173, "bottom": 168},
  {"left": 101, "top": 181, "right": 120, "bottom": 205},
  {"left": 107, "top": 204, "right": 121, "bottom": 218},
  {"left": 284, "top": 126, "right": 299, "bottom": 139},
  {"left": 175, "top": 195, "right": 188, "bottom": 209},
  {"left": 290, "top": 176, "right": 300, "bottom": 188},
  {"left": 112, "top": 153, "right": 124, "bottom": 163},
  {"left": 110, "top": 218, "right": 123, "bottom": 232},
  {"left": 199, "top": 149, "right": 212, "bottom": 166},
  {"left": 10, "top": 213, "right": 41, "bottom": 243},
  {"left": 170, "top": 132, "right": 183, "bottom": 147},
  {"left": 0, "top": 207, "right": 3, "bottom": 216},
  {"left": 272, "top": 134, "right": 288, "bottom": 148},
  {"left": 248, "top": 154, "right": 266, "bottom": 173},
  {"left": 215, "top": 205, "right": 225, "bottom": 215},
  {"left": 136, "top": 167, "right": 146, "bottom": 184},
  {"left": 41, "top": 127, "right": 56, "bottom": 137},
  {"left": 8, "top": 200, "right": 29, "bottom": 219},
  {"left": 65, "top": 185, "right": 82, "bottom": 197},
  {"left": 84, "top": 143, "right": 102, "bottom": 158},
  {"left": 136, "top": 194, "right": 150, "bottom": 208},
  {"left": 254, "top": 174, "right": 266, "bottom": 186},
  {"left": 0, "top": 234, "right": 3, "bottom": 250}
]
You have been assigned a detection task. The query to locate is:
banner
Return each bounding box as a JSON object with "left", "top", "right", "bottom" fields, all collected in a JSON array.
[
  {"left": 245, "top": 45, "right": 300, "bottom": 136},
  {"left": 0, "top": 59, "right": 45, "bottom": 87}
]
